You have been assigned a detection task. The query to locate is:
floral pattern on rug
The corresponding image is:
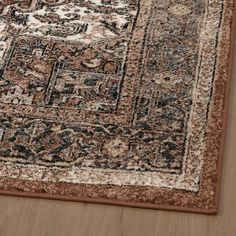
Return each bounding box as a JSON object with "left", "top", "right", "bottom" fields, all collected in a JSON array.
[{"left": 0, "top": 0, "right": 234, "bottom": 213}]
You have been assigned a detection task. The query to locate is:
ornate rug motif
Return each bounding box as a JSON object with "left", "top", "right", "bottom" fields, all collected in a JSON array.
[{"left": 0, "top": 0, "right": 235, "bottom": 213}]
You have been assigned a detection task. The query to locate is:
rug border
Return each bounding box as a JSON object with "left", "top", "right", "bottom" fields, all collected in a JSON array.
[
  {"left": 0, "top": 2, "right": 235, "bottom": 215},
  {"left": 213, "top": 1, "right": 236, "bottom": 215}
]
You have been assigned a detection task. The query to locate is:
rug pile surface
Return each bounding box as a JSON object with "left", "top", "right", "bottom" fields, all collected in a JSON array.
[{"left": 0, "top": 0, "right": 235, "bottom": 214}]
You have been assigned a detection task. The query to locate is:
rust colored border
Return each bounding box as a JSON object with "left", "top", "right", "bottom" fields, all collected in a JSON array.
[
  {"left": 0, "top": 1, "right": 235, "bottom": 214},
  {"left": 211, "top": 1, "right": 236, "bottom": 214}
]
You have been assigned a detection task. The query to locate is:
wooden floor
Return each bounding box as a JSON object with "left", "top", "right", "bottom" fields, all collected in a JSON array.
[{"left": 0, "top": 33, "right": 235, "bottom": 236}]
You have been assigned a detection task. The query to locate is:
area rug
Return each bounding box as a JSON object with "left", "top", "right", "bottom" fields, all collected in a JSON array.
[{"left": 0, "top": 0, "right": 235, "bottom": 214}]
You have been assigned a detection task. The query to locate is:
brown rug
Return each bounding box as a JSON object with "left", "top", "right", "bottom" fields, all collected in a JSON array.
[{"left": 0, "top": 0, "right": 235, "bottom": 214}]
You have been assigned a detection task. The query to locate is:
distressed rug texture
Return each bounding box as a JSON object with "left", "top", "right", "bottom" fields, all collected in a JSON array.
[{"left": 0, "top": 0, "right": 235, "bottom": 214}]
